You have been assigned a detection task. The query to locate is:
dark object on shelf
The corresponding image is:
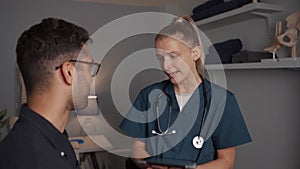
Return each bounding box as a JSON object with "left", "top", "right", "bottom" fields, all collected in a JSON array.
[
  {"left": 192, "top": 0, "right": 224, "bottom": 15},
  {"left": 206, "top": 39, "right": 243, "bottom": 64},
  {"left": 191, "top": 9, "right": 210, "bottom": 21},
  {"left": 191, "top": 0, "right": 252, "bottom": 22},
  {"left": 232, "top": 50, "right": 275, "bottom": 63}
]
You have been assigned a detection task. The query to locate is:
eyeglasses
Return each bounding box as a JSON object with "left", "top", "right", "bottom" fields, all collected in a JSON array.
[{"left": 55, "top": 59, "right": 101, "bottom": 77}]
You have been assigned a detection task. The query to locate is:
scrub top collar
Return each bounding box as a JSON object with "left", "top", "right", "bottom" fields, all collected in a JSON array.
[
  {"left": 161, "top": 78, "right": 211, "bottom": 119},
  {"left": 163, "top": 78, "right": 211, "bottom": 100}
]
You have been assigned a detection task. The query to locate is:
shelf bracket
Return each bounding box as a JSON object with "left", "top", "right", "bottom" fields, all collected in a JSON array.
[{"left": 251, "top": 12, "right": 275, "bottom": 35}]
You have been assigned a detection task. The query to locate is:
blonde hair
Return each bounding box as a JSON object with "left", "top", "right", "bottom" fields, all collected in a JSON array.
[{"left": 155, "top": 16, "right": 205, "bottom": 75}]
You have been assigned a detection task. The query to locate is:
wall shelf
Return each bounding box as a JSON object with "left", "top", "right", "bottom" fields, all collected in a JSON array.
[
  {"left": 205, "top": 58, "right": 300, "bottom": 70},
  {"left": 196, "top": 2, "right": 284, "bottom": 30}
]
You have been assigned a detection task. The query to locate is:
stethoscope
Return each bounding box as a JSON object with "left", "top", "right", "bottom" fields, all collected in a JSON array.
[{"left": 151, "top": 74, "right": 208, "bottom": 150}]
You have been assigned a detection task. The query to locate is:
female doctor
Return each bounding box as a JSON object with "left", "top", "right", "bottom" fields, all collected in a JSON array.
[{"left": 120, "top": 16, "right": 251, "bottom": 169}]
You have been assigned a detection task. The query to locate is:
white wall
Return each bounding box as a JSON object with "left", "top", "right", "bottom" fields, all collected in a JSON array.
[{"left": 227, "top": 69, "right": 300, "bottom": 169}]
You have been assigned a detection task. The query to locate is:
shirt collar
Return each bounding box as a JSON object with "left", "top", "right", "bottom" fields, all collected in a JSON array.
[{"left": 19, "top": 104, "right": 69, "bottom": 149}]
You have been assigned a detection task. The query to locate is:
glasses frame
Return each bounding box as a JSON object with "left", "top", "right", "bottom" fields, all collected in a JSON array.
[{"left": 55, "top": 59, "right": 101, "bottom": 77}]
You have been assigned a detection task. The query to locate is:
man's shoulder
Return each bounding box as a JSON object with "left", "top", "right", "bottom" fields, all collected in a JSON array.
[
  {"left": 0, "top": 126, "right": 64, "bottom": 169},
  {"left": 0, "top": 127, "right": 40, "bottom": 168},
  {"left": 0, "top": 119, "right": 47, "bottom": 152}
]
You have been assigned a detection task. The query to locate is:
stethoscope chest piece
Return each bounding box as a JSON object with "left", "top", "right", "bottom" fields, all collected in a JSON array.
[{"left": 193, "top": 136, "right": 204, "bottom": 149}]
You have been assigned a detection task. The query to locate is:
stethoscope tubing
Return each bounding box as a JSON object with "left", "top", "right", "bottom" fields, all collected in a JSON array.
[
  {"left": 152, "top": 74, "right": 208, "bottom": 162},
  {"left": 153, "top": 75, "right": 207, "bottom": 135},
  {"left": 154, "top": 76, "right": 207, "bottom": 132}
]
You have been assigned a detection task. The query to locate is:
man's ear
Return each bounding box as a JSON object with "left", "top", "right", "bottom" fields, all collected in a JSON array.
[
  {"left": 61, "top": 62, "right": 74, "bottom": 85},
  {"left": 192, "top": 46, "right": 202, "bottom": 61}
]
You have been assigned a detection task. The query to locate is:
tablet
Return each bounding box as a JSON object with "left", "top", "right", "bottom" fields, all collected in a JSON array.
[{"left": 137, "top": 157, "right": 197, "bottom": 169}]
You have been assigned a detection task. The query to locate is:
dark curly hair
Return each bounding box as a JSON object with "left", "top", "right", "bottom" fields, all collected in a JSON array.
[{"left": 16, "top": 18, "right": 90, "bottom": 95}]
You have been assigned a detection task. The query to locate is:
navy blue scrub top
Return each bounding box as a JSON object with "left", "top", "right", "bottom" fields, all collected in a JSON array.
[
  {"left": 120, "top": 79, "right": 251, "bottom": 164},
  {"left": 0, "top": 105, "right": 79, "bottom": 169}
]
